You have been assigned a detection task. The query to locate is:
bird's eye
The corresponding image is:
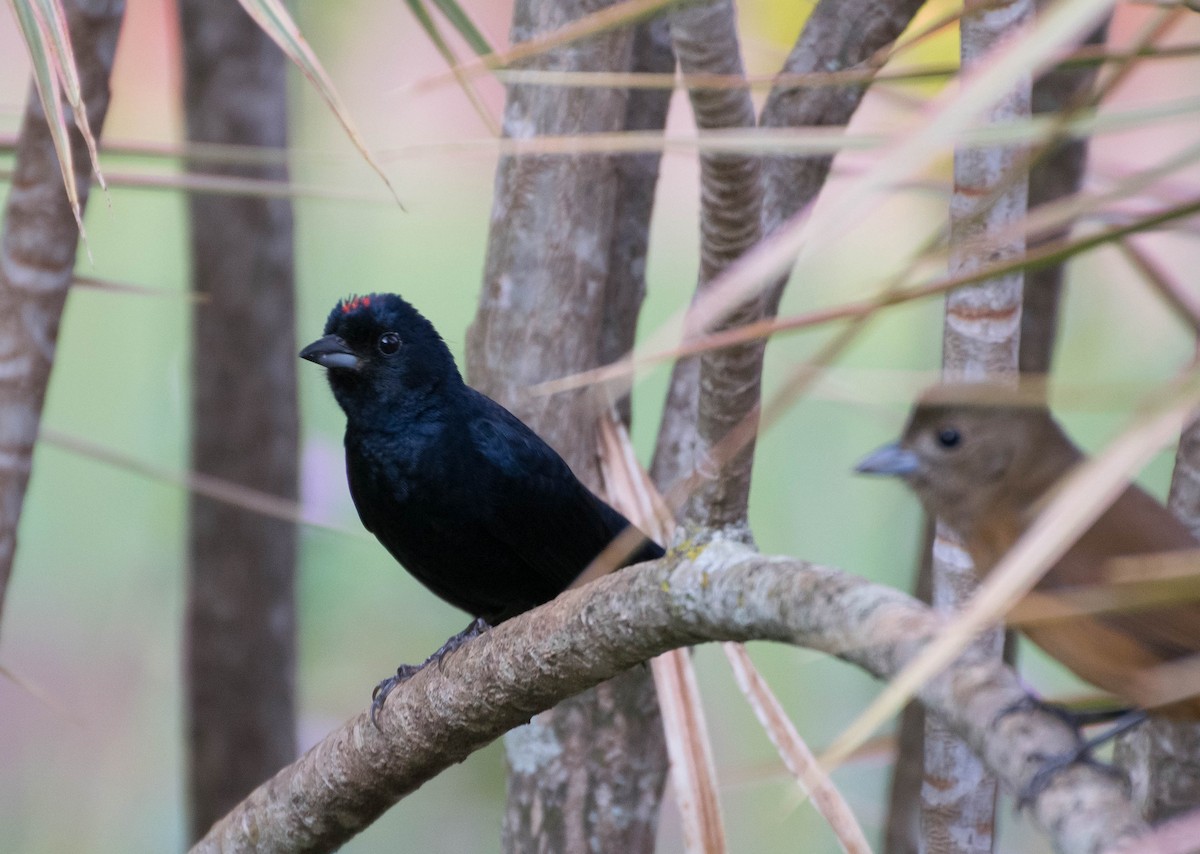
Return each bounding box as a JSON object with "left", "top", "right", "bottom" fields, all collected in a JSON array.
[
  {"left": 377, "top": 332, "right": 401, "bottom": 356},
  {"left": 936, "top": 427, "right": 962, "bottom": 449}
]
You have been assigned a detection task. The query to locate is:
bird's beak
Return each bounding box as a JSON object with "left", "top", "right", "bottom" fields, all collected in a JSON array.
[
  {"left": 299, "top": 335, "right": 361, "bottom": 371},
  {"left": 855, "top": 442, "right": 920, "bottom": 477}
]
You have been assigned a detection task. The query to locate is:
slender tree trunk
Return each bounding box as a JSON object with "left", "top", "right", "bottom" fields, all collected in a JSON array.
[
  {"left": 885, "top": 518, "right": 932, "bottom": 854},
  {"left": 927, "top": 0, "right": 1034, "bottom": 849},
  {"left": 662, "top": 0, "right": 762, "bottom": 530},
  {"left": 0, "top": 0, "right": 123, "bottom": 636},
  {"left": 600, "top": 16, "right": 674, "bottom": 424},
  {"left": 1020, "top": 18, "right": 1110, "bottom": 374},
  {"left": 179, "top": 1, "right": 298, "bottom": 839},
  {"left": 467, "top": 3, "right": 669, "bottom": 850},
  {"left": 759, "top": 0, "right": 928, "bottom": 233}
]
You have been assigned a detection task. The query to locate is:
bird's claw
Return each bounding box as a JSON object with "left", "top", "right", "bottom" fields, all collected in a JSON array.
[
  {"left": 369, "top": 618, "right": 492, "bottom": 730},
  {"left": 1014, "top": 711, "right": 1145, "bottom": 809},
  {"left": 432, "top": 617, "right": 491, "bottom": 672},
  {"left": 1018, "top": 751, "right": 1127, "bottom": 809},
  {"left": 371, "top": 664, "right": 420, "bottom": 730},
  {"left": 996, "top": 695, "right": 1133, "bottom": 731}
]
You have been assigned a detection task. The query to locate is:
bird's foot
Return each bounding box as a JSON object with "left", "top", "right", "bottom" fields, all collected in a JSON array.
[
  {"left": 996, "top": 694, "right": 1134, "bottom": 731},
  {"left": 1015, "top": 710, "right": 1146, "bottom": 809},
  {"left": 434, "top": 617, "right": 491, "bottom": 672},
  {"left": 371, "top": 664, "right": 421, "bottom": 729},
  {"left": 1018, "top": 749, "right": 1128, "bottom": 809},
  {"left": 369, "top": 618, "right": 492, "bottom": 730}
]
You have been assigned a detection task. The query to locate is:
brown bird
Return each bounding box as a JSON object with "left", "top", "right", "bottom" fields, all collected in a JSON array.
[{"left": 856, "top": 383, "right": 1200, "bottom": 720}]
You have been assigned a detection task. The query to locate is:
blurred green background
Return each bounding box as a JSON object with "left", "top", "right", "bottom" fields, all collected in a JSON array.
[{"left": 1, "top": 0, "right": 1198, "bottom": 851}]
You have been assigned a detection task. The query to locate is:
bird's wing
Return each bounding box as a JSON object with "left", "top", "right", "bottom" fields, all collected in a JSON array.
[
  {"left": 465, "top": 392, "right": 658, "bottom": 596},
  {"left": 1030, "top": 483, "right": 1200, "bottom": 713},
  {"left": 1050, "top": 484, "right": 1200, "bottom": 658}
]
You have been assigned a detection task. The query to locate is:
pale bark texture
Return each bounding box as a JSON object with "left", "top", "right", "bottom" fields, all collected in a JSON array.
[
  {"left": 922, "top": 527, "right": 1007, "bottom": 854},
  {"left": 180, "top": 0, "right": 298, "bottom": 838},
  {"left": 942, "top": 3, "right": 1032, "bottom": 384},
  {"left": 0, "top": 0, "right": 123, "bottom": 633},
  {"left": 929, "top": 0, "right": 1034, "bottom": 849},
  {"left": 191, "top": 540, "right": 1149, "bottom": 854},
  {"left": 466, "top": 3, "right": 667, "bottom": 851},
  {"left": 648, "top": 353, "right": 700, "bottom": 495},
  {"left": 1115, "top": 716, "right": 1200, "bottom": 825}
]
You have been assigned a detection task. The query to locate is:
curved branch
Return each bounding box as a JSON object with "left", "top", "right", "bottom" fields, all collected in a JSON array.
[{"left": 193, "top": 539, "right": 1147, "bottom": 854}]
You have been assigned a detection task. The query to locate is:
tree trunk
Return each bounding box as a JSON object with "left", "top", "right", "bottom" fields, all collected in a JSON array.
[
  {"left": 467, "top": 2, "right": 669, "bottom": 850},
  {"left": 0, "top": 0, "right": 123, "bottom": 636},
  {"left": 179, "top": 0, "right": 298, "bottom": 838},
  {"left": 1019, "top": 17, "right": 1110, "bottom": 374},
  {"left": 926, "top": 0, "right": 1034, "bottom": 849},
  {"left": 666, "top": 0, "right": 763, "bottom": 530}
]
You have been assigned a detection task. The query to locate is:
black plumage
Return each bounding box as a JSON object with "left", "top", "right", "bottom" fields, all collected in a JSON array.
[{"left": 300, "top": 293, "right": 662, "bottom": 713}]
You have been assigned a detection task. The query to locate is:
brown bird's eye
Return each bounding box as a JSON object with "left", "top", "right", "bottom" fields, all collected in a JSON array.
[
  {"left": 936, "top": 427, "right": 962, "bottom": 449},
  {"left": 378, "top": 332, "right": 401, "bottom": 356}
]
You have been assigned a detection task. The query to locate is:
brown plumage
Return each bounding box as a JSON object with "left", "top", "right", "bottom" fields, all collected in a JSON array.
[{"left": 857, "top": 384, "right": 1200, "bottom": 719}]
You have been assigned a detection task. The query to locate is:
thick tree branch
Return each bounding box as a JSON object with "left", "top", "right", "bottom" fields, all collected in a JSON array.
[
  {"left": 194, "top": 540, "right": 1147, "bottom": 854},
  {"left": 468, "top": 0, "right": 633, "bottom": 477},
  {"left": 0, "top": 0, "right": 123, "bottom": 633}
]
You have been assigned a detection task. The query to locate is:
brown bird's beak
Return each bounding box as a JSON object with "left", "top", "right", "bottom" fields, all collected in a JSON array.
[
  {"left": 300, "top": 335, "right": 361, "bottom": 371},
  {"left": 855, "top": 442, "right": 920, "bottom": 477}
]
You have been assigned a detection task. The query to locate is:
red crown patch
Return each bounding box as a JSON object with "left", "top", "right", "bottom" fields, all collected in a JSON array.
[{"left": 341, "top": 295, "right": 372, "bottom": 314}]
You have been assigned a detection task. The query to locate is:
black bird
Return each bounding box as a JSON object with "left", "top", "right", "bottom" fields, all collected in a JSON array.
[{"left": 300, "top": 293, "right": 663, "bottom": 721}]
